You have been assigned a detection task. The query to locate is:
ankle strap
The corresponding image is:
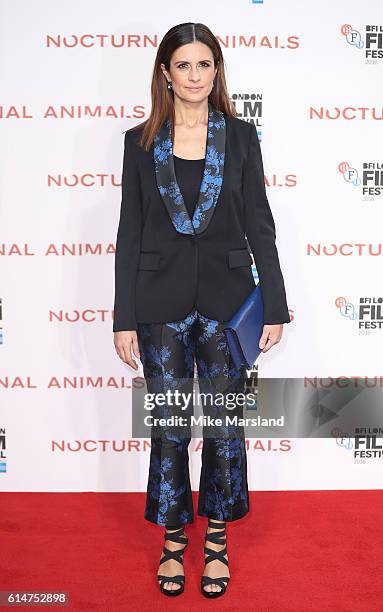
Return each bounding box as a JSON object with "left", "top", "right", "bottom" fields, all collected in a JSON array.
[
  {"left": 206, "top": 520, "right": 226, "bottom": 545},
  {"left": 207, "top": 519, "right": 226, "bottom": 530},
  {"left": 164, "top": 526, "right": 187, "bottom": 543}
]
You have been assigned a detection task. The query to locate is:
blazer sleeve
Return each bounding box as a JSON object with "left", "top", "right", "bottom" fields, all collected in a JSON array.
[
  {"left": 243, "top": 123, "right": 291, "bottom": 325},
  {"left": 113, "top": 130, "right": 142, "bottom": 332}
]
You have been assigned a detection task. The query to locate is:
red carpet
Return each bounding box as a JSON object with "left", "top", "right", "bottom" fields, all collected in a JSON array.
[{"left": 1, "top": 491, "right": 382, "bottom": 611}]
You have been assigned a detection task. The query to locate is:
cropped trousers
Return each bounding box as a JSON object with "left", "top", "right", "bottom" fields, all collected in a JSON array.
[{"left": 137, "top": 308, "right": 250, "bottom": 526}]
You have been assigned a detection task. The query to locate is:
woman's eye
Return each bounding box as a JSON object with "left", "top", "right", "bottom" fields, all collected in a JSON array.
[{"left": 178, "top": 62, "right": 210, "bottom": 69}]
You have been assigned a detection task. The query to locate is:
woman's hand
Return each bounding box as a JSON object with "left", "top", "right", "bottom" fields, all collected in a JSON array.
[
  {"left": 114, "top": 331, "right": 141, "bottom": 370},
  {"left": 259, "top": 324, "right": 283, "bottom": 353}
]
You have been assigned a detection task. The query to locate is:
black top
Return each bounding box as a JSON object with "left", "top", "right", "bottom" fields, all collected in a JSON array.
[{"left": 173, "top": 154, "right": 205, "bottom": 219}]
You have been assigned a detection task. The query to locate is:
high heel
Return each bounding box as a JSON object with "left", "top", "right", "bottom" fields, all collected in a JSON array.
[
  {"left": 157, "top": 526, "right": 188, "bottom": 596},
  {"left": 201, "top": 519, "right": 230, "bottom": 598}
]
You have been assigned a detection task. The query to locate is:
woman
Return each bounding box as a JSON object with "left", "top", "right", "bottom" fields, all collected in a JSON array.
[{"left": 113, "top": 22, "right": 290, "bottom": 598}]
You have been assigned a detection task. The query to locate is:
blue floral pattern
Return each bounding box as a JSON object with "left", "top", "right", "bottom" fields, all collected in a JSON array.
[
  {"left": 153, "top": 102, "right": 226, "bottom": 235},
  {"left": 138, "top": 309, "right": 249, "bottom": 526}
]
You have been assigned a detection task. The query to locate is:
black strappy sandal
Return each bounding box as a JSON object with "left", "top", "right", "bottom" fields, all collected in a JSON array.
[
  {"left": 157, "top": 526, "right": 188, "bottom": 596},
  {"left": 201, "top": 519, "right": 230, "bottom": 598}
]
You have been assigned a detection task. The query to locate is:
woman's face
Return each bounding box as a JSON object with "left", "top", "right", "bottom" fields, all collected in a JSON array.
[{"left": 161, "top": 41, "right": 217, "bottom": 104}]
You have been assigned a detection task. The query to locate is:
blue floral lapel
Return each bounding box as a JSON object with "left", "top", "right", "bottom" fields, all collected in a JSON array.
[{"left": 153, "top": 101, "right": 226, "bottom": 235}]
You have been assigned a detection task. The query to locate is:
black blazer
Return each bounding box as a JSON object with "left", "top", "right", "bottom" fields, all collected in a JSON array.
[{"left": 113, "top": 103, "right": 291, "bottom": 332}]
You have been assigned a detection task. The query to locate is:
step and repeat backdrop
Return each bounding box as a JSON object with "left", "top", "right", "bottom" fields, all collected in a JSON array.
[{"left": 1, "top": 1, "right": 382, "bottom": 492}]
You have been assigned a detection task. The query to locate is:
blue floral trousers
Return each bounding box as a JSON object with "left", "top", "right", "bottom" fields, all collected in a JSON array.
[{"left": 137, "top": 308, "right": 250, "bottom": 526}]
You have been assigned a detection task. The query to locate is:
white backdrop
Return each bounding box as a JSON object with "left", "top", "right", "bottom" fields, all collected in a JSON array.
[{"left": 1, "top": 0, "right": 382, "bottom": 491}]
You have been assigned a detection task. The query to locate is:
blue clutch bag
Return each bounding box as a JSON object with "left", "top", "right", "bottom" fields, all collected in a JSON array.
[{"left": 223, "top": 283, "right": 264, "bottom": 370}]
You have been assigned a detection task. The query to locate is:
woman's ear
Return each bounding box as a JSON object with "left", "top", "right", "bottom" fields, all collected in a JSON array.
[{"left": 160, "top": 63, "right": 169, "bottom": 81}]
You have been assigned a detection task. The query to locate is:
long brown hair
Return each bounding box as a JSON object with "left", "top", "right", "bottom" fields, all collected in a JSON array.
[{"left": 134, "top": 22, "right": 236, "bottom": 151}]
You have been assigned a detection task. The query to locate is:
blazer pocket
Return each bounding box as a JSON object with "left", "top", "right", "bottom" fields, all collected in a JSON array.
[
  {"left": 227, "top": 248, "right": 253, "bottom": 268},
  {"left": 138, "top": 251, "right": 160, "bottom": 270}
]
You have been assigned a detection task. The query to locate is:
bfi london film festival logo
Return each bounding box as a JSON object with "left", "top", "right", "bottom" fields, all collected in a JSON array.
[
  {"left": 341, "top": 23, "right": 383, "bottom": 62},
  {"left": 335, "top": 296, "right": 383, "bottom": 333},
  {"left": 231, "top": 94, "right": 263, "bottom": 142},
  {"left": 0, "top": 428, "right": 6, "bottom": 473},
  {"left": 338, "top": 161, "right": 383, "bottom": 202},
  {"left": 332, "top": 426, "right": 383, "bottom": 462},
  {"left": 354, "top": 428, "right": 383, "bottom": 461}
]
